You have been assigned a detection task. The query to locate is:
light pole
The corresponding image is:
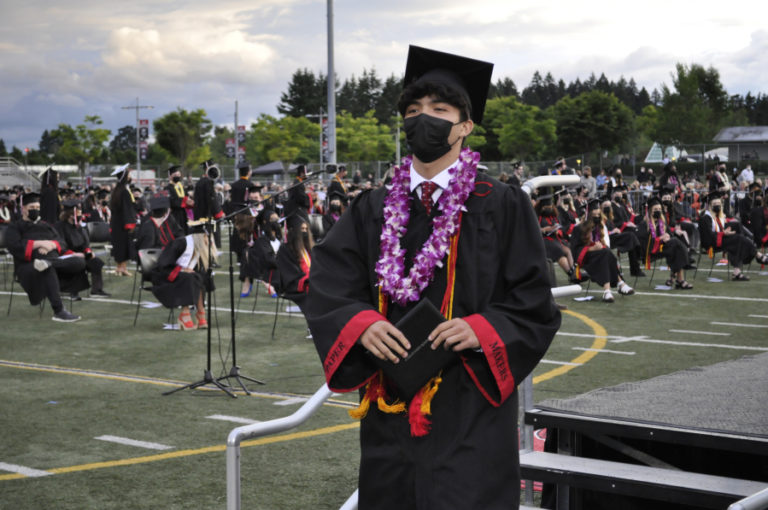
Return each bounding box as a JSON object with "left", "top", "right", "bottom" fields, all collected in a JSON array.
[{"left": 121, "top": 97, "right": 154, "bottom": 171}]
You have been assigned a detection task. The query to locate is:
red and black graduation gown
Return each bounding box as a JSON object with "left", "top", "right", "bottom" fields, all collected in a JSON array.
[
  {"left": 109, "top": 186, "right": 137, "bottom": 263},
  {"left": 636, "top": 218, "right": 687, "bottom": 273},
  {"left": 699, "top": 211, "right": 757, "bottom": 266},
  {"left": 6, "top": 219, "right": 88, "bottom": 307},
  {"left": 570, "top": 223, "right": 619, "bottom": 287},
  {"left": 276, "top": 243, "right": 310, "bottom": 309},
  {"left": 54, "top": 219, "right": 106, "bottom": 292},
  {"left": 150, "top": 236, "right": 209, "bottom": 308},
  {"left": 166, "top": 181, "right": 191, "bottom": 234},
  {"left": 305, "top": 176, "right": 560, "bottom": 510},
  {"left": 749, "top": 205, "right": 768, "bottom": 249},
  {"left": 134, "top": 215, "right": 183, "bottom": 252}
]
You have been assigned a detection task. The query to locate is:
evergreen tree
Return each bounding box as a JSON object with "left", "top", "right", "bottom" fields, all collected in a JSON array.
[{"left": 277, "top": 68, "right": 328, "bottom": 117}]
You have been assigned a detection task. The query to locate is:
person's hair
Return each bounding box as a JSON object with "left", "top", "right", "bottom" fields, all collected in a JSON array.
[
  {"left": 398, "top": 81, "right": 470, "bottom": 122},
  {"left": 581, "top": 209, "right": 606, "bottom": 246},
  {"left": 192, "top": 232, "right": 218, "bottom": 271},
  {"left": 234, "top": 213, "right": 254, "bottom": 241},
  {"left": 287, "top": 218, "right": 314, "bottom": 257},
  {"left": 110, "top": 181, "right": 126, "bottom": 212},
  {"left": 59, "top": 208, "right": 73, "bottom": 222}
]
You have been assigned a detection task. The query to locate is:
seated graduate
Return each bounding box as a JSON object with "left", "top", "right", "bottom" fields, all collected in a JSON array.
[
  {"left": 571, "top": 199, "right": 635, "bottom": 302},
  {"left": 275, "top": 214, "right": 313, "bottom": 309},
  {"left": 54, "top": 199, "right": 110, "bottom": 298},
  {"left": 322, "top": 190, "right": 346, "bottom": 234},
  {"left": 0, "top": 191, "right": 17, "bottom": 223},
  {"left": 231, "top": 181, "right": 264, "bottom": 271},
  {"left": 600, "top": 197, "right": 644, "bottom": 277},
  {"left": 557, "top": 188, "right": 581, "bottom": 239},
  {"left": 636, "top": 197, "right": 693, "bottom": 289},
  {"left": 748, "top": 189, "right": 768, "bottom": 257},
  {"left": 699, "top": 191, "right": 766, "bottom": 281},
  {"left": 535, "top": 189, "right": 582, "bottom": 283},
  {"left": 150, "top": 220, "right": 217, "bottom": 331},
  {"left": 134, "top": 192, "right": 183, "bottom": 252},
  {"left": 239, "top": 209, "right": 281, "bottom": 298},
  {"left": 5, "top": 192, "right": 87, "bottom": 322},
  {"left": 659, "top": 185, "right": 697, "bottom": 260}
]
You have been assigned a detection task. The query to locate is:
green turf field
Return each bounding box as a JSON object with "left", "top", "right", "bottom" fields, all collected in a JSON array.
[{"left": 1, "top": 253, "right": 767, "bottom": 509}]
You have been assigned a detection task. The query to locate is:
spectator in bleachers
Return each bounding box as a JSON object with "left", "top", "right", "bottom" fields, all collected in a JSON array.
[{"left": 6, "top": 192, "right": 86, "bottom": 322}]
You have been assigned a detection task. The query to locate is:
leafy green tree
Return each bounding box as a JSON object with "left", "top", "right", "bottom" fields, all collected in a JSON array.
[
  {"left": 53, "top": 116, "right": 111, "bottom": 174},
  {"left": 652, "top": 63, "right": 729, "bottom": 146},
  {"left": 483, "top": 96, "right": 556, "bottom": 160},
  {"left": 153, "top": 108, "right": 212, "bottom": 174},
  {"left": 336, "top": 111, "right": 395, "bottom": 162},
  {"left": 247, "top": 114, "right": 319, "bottom": 168},
  {"left": 277, "top": 69, "right": 328, "bottom": 118},
  {"left": 109, "top": 125, "right": 137, "bottom": 164},
  {"left": 552, "top": 90, "right": 634, "bottom": 155}
]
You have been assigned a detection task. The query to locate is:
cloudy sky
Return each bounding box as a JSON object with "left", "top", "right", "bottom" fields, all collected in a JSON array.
[{"left": 2, "top": 0, "right": 767, "bottom": 151}]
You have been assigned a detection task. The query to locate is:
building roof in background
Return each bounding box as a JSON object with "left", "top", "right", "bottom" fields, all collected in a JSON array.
[{"left": 713, "top": 126, "right": 768, "bottom": 143}]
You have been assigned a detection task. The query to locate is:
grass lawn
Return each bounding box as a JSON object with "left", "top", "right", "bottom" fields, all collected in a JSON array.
[{"left": 1, "top": 252, "right": 767, "bottom": 509}]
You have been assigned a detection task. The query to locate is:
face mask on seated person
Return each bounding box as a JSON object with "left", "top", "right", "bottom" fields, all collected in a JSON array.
[
  {"left": 27, "top": 209, "right": 40, "bottom": 222},
  {"left": 712, "top": 205, "right": 722, "bottom": 214},
  {"left": 652, "top": 211, "right": 662, "bottom": 219}
]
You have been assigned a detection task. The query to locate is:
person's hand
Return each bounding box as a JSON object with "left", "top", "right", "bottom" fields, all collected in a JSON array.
[
  {"left": 359, "top": 320, "right": 410, "bottom": 363},
  {"left": 626, "top": 221, "right": 636, "bottom": 229},
  {"left": 187, "top": 198, "right": 194, "bottom": 206},
  {"left": 182, "top": 267, "right": 195, "bottom": 273},
  {"left": 662, "top": 233, "right": 671, "bottom": 242},
  {"left": 73, "top": 252, "right": 85, "bottom": 258},
  {"left": 429, "top": 318, "right": 480, "bottom": 352},
  {"left": 724, "top": 227, "right": 734, "bottom": 235}
]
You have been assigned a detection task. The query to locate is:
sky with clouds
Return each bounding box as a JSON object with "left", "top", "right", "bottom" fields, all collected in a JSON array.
[{"left": 2, "top": 0, "right": 767, "bottom": 151}]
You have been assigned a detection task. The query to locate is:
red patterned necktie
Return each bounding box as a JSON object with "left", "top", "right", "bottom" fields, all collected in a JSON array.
[{"left": 421, "top": 181, "right": 438, "bottom": 215}]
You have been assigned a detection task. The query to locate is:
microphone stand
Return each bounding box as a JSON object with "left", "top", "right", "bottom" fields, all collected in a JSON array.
[
  {"left": 215, "top": 171, "right": 326, "bottom": 393},
  {"left": 164, "top": 215, "right": 236, "bottom": 398}
]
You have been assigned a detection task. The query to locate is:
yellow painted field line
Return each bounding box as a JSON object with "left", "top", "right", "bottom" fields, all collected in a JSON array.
[
  {"left": 533, "top": 309, "right": 607, "bottom": 385},
  {"left": 0, "top": 422, "right": 359, "bottom": 481}
]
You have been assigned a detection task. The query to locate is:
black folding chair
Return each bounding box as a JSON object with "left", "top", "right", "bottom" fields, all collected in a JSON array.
[{"left": 133, "top": 248, "right": 163, "bottom": 327}]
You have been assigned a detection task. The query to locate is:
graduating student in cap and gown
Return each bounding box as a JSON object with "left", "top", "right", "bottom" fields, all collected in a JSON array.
[
  {"left": 54, "top": 199, "right": 111, "bottom": 298},
  {"left": 5, "top": 192, "right": 87, "bottom": 322},
  {"left": 150, "top": 220, "right": 217, "bottom": 330},
  {"left": 134, "top": 193, "right": 183, "bottom": 252},
  {"left": 699, "top": 191, "right": 765, "bottom": 280},
  {"left": 165, "top": 164, "right": 193, "bottom": 234},
  {"left": 228, "top": 161, "right": 253, "bottom": 215},
  {"left": 305, "top": 46, "right": 561, "bottom": 510},
  {"left": 276, "top": 214, "right": 313, "bottom": 310},
  {"left": 39, "top": 166, "right": 61, "bottom": 225},
  {"left": 570, "top": 199, "right": 635, "bottom": 302},
  {"left": 109, "top": 164, "right": 137, "bottom": 276},
  {"left": 636, "top": 197, "right": 692, "bottom": 289}
]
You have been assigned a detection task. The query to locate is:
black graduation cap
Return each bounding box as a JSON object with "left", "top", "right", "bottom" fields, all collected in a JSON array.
[
  {"left": 284, "top": 211, "right": 308, "bottom": 230},
  {"left": 705, "top": 190, "right": 726, "bottom": 204},
  {"left": 167, "top": 164, "right": 182, "bottom": 176},
  {"left": 61, "top": 199, "right": 81, "bottom": 210},
  {"left": 403, "top": 45, "right": 494, "bottom": 124},
  {"left": 149, "top": 192, "right": 170, "bottom": 210},
  {"left": 96, "top": 189, "right": 109, "bottom": 200},
  {"left": 21, "top": 191, "right": 40, "bottom": 205},
  {"left": 248, "top": 181, "right": 264, "bottom": 192},
  {"left": 646, "top": 196, "right": 662, "bottom": 210},
  {"left": 587, "top": 198, "right": 601, "bottom": 212},
  {"left": 39, "top": 166, "right": 58, "bottom": 187}
]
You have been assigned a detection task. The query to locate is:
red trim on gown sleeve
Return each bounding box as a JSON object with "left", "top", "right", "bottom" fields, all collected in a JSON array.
[
  {"left": 214, "top": 210, "right": 225, "bottom": 220},
  {"left": 462, "top": 313, "right": 516, "bottom": 405},
  {"left": 716, "top": 232, "right": 724, "bottom": 248},
  {"left": 168, "top": 265, "right": 182, "bottom": 282},
  {"left": 323, "top": 309, "right": 385, "bottom": 391},
  {"left": 25, "top": 240, "right": 35, "bottom": 261},
  {"left": 124, "top": 223, "right": 136, "bottom": 230},
  {"left": 52, "top": 241, "right": 61, "bottom": 253}
]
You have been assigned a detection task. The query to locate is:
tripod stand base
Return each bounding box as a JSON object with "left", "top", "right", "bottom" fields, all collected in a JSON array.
[
  {"left": 163, "top": 369, "right": 237, "bottom": 398},
  {"left": 216, "top": 365, "right": 265, "bottom": 395}
]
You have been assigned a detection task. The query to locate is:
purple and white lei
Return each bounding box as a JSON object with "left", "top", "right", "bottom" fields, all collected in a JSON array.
[{"left": 375, "top": 147, "right": 479, "bottom": 306}]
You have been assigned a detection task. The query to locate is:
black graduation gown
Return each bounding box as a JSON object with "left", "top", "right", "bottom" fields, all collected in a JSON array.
[
  {"left": 6, "top": 219, "right": 88, "bottom": 306},
  {"left": 328, "top": 176, "right": 348, "bottom": 204},
  {"left": 240, "top": 235, "right": 280, "bottom": 284},
  {"left": 539, "top": 214, "right": 567, "bottom": 261},
  {"left": 165, "top": 182, "right": 190, "bottom": 234},
  {"left": 749, "top": 206, "right": 768, "bottom": 248},
  {"left": 39, "top": 186, "right": 60, "bottom": 225},
  {"left": 193, "top": 176, "right": 224, "bottom": 221},
  {"left": 54, "top": 220, "right": 105, "bottom": 291},
  {"left": 228, "top": 178, "right": 251, "bottom": 214},
  {"left": 150, "top": 236, "right": 207, "bottom": 308},
  {"left": 305, "top": 176, "right": 560, "bottom": 510},
  {"left": 284, "top": 177, "right": 310, "bottom": 220},
  {"left": 570, "top": 224, "right": 619, "bottom": 286},
  {"left": 636, "top": 219, "right": 687, "bottom": 273},
  {"left": 276, "top": 244, "right": 309, "bottom": 309},
  {"left": 110, "top": 187, "right": 137, "bottom": 263},
  {"left": 134, "top": 215, "right": 183, "bottom": 252},
  {"left": 699, "top": 213, "right": 756, "bottom": 267}
]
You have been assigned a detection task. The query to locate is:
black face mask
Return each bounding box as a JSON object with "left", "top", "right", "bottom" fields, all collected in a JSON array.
[
  {"left": 591, "top": 214, "right": 601, "bottom": 223},
  {"left": 602, "top": 207, "right": 611, "bottom": 216},
  {"left": 712, "top": 205, "right": 722, "bottom": 214},
  {"left": 652, "top": 210, "right": 661, "bottom": 219},
  {"left": 756, "top": 199, "right": 763, "bottom": 207},
  {"left": 404, "top": 114, "right": 460, "bottom": 163},
  {"left": 172, "top": 176, "right": 181, "bottom": 183},
  {"left": 101, "top": 200, "right": 108, "bottom": 206},
  {"left": 301, "top": 231, "right": 310, "bottom": 241},
  {"left": 27, "top": 209, "right": 40, "bottom": 222}
]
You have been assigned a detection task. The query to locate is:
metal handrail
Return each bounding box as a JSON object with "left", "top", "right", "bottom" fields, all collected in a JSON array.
[
  {"left": 226, "top": 384, "right": 338, "bottom": 510},
  {"left": 729, "top": 487, "right": 768, "bottom": 510}
]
